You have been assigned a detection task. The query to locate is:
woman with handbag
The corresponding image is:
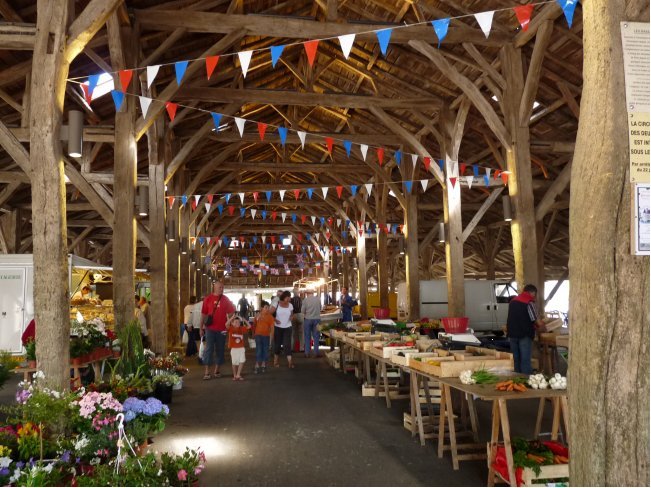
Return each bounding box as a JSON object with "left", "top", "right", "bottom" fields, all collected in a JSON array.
[
  {"left": 200, "top": 281, "right": 236, "bottom": 380},
  {"left": 273, "top": 290, "right": 295, "bottom": 368}
]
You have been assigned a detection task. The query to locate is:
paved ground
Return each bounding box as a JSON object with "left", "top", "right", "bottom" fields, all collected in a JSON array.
[{"left": 0, "top": 350, "right": 560, "bottom": 486}]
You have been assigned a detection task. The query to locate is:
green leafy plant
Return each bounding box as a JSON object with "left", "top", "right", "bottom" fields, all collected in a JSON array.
[
  {"left": 152, "top": 372, "right": 180, "bottom": 387},
  {"left": 75, "top": 452, "right": 165, "bottom": 487},
  {"left": 160, "top": 447, "right": 206, "bottom": 486},
  {"left": 116, "top": 321, "right": 147, "bottom": 378},
  {"left": 24, "top": 339, "right": 36, "bottom": 361},
  {"left": 0, "top": 351, "right": 20, "bottom": 389}
]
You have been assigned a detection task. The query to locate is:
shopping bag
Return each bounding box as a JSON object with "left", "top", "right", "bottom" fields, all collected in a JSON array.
[
  {"left": 181, "top": 329, "right": 189, "bottom": 344},
  {"left": 248, "top": 338, "right": 256, "bottom": 349},
  {"left": 198, "top": 338, "right": 205, "bottom": 358}
]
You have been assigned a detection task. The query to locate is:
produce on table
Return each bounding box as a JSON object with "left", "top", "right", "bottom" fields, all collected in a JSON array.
[
  {"left": 494, "top": 379, "right": 528, "bottom": 392},
  {"left": 527, "top": 373, "right": 549, "bottom": 389},
  {"left": 549, "top": 373, "right": 567, "bottom": 390},
  {"left": 492, "top": 438, "right": 570, "bottom": 485},
  {"left": 458, "top": 368, "right": 500, "bottom": 385}
]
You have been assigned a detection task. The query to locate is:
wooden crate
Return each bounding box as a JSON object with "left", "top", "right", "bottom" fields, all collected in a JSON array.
[
  {"left": 464, "top": 346, "right": 513, "bottom": 360},
  {"left": 354, "top": 334, "right": 383, "bottom": 349},
  {"left": 361, "top": 382, "right": 408, "bottom": 398},
  {"left": 433, "top": 358, "right": 513, "bottom": 377},
  {"left": 391, "top": 348, "right": 419, "bottom": 366},
  {"left": 409, "top": 356, "right": 456, "bottom": 375},
  {"left": 488, "top": 444, "right": 569, "bottom": 487}
]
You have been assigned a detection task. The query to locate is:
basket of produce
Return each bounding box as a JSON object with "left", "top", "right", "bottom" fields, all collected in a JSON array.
[{"left": 489, "top": 438, "right": 569, "bottom": 486}]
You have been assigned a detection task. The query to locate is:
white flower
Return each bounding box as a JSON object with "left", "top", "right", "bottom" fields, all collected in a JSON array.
[
  {"left": 0, "top": 457, "right": 11, "bottom": 468},
  {"left": 33, "top": 370, "right": 45, "bottom": 381},
  {"left": 42, "top": 463, "right": 54, "bottom": 474},
  {"left": 90, "top": 457, "right": 101, "bottom": 466}
]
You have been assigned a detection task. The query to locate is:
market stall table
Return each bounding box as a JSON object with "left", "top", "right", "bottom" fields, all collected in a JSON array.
[{"left": 15, "top": 351, "right": 115, "bottom": 387}]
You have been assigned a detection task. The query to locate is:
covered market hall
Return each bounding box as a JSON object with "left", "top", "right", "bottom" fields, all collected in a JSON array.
[{"left": 0, "top": 0, "right": 648, "bottom": 486}]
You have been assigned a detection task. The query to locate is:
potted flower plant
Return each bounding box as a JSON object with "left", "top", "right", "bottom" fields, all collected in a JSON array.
[
  {"left": 23, "top": 339, "right": 36, "bottom": 368},
  {"left": 151, "top": 372, "right": 180, "bottom": 404},
  {"left": 160, "top": 447, "right": 206, "bottom": 486}
]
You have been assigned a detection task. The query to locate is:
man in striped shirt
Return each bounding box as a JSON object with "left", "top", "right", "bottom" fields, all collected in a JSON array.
[{"left": 506, "top": 284, "right": 546, "bottom": 374}]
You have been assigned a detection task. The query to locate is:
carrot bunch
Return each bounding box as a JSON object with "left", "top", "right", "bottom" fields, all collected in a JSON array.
[{"left": 495, "top": 379, "right": 527, "bottom": 392}]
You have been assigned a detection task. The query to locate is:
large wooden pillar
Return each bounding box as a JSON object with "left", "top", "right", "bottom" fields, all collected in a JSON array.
[
  {"left": 356, "top": 231, "right": 368, "bottom": 320},
  {"left": 147, "top": 117, "right": 167, "bottom": 355},
  {"left": 376, "top": 186, "right": 389, "bottom": 309},
  {"left": 342, "top": 248, "right": 350, "bottom": 290},
  {"left": 331, "top": 246, "right": 339, "bottom": 300},
  {"left": 501, "top": 44, "right": 541, "bottom": 294},
  {"left": 179, "top": 179, "right": 190, "bottom": 318},
  {"left": 166, "top": 192, "right": 180, "bottom": 349},
  {"left": 29, "top": 0, "right": 70, "bottom": 390},
  {"left": 404, "top": 192, "right": 419, "bottom": 320},
  {"left": 193, "top": 244, "right": 202, "bottom": 298},
  {"left": 109, "top": 17, "right": 137, "bottom": 329}
]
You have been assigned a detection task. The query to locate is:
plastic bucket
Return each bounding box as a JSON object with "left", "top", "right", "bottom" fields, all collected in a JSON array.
[
  {"left": 373, "top": 308, "right": 391, "bottom": 319},
  {"left": 441, "top": 317, "right": 470, "bottom": 334}
]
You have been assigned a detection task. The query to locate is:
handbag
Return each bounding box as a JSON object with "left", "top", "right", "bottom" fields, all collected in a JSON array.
[
  {"left": 181, "top": 329, "right": 189, "bottom": 344},
  {"left": 198, "top": 338, "right": 205, "bottom": 358},
  {"left": 248, "top": 338, "right": 256, "bottom": 349},
  {"left": 204, "top": 295, "right": 222, "bottom": 326}
]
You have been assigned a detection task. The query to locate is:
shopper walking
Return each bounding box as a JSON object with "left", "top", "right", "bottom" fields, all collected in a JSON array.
[
  {"left": 301, "top": 289, "right": 322, "bottom": 358},
  {"left": 135, "top": 295, "right": 150, "bottom": 349},
  {"left": 226, "top": 315, "right": 250, "bottom": 381},
  {"left": 290, "top": 290, "right": 303, "bottom": 353},
  {"left": 506, "top": 284, "right": 546, "bottom": 374},
  {"left": 273, "top": 290, "right": 295, "bottom": 368},
  {"left": 238, "top": 295, "right": 250, "bottom": 320},
  {"left": 253, "top": 301, "right": 274, "bottom": 374},
  {"left": 184, "top": 296, "right": 197, "bottom": 357},
  {"left": 191, "top": 296, "right": 204, "bottom": 361},
  {"left": 200, "top": 281, "right": 236, "bottom": 380}
]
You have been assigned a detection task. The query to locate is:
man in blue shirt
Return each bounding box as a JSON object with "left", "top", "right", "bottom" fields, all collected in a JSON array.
[{"left": 339, "top": 286, "right": 357, "bottom": 322}]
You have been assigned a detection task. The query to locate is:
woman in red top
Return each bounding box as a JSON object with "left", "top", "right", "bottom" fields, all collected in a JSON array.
[{"left": 200, "top": 281, "right": 236, "bottom": 380}]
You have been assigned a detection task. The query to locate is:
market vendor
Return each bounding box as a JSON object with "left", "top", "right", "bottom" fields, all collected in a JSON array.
[
  {"left": 339, "top": 287, "right": 357, "bottom": 323},
  {"left": 71, "top": 285, "right": 94, "bottom": 301},
  {"left": 506, "top": 284, "right": 546, "bottom": 374}
]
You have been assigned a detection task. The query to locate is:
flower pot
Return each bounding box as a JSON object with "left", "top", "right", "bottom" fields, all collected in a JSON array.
[
  {"left": 27, "top": 360, "right": 37, "bottom": 369},
  {"left": 154, "top": 383, "right": 173, "bottom": 404},
  {"left": 173, "top": 377, "right": 183, "bottom": 390},
  {"left": 71, "top": 357, "right": 82, "bottom": 366},
  {"left": 112, "top": 350, "right": 121, "bottom": 358}
]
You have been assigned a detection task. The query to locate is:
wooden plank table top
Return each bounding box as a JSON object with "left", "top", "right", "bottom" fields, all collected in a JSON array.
[{"left": 436, "top": 377, "right": 567, "bottom": 401}]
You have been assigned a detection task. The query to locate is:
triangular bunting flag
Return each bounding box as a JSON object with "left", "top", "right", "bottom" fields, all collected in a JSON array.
[
  {"left": 234, "top": 117, "right": 246, "bottom": 137},
  {"left": 271, "top": 211, "right": 277, "bottom": 221},
  {"left": 265, "top": 190, "right": 272, "bottom": 202},
  {"left": 138, "top": 96, "right": 152, "bottom": 118},
  {"left": 238, "top": 192, "right": 245, "bottom": 205},
  {"left": 343, "top": 140, "right": 352, "bottom": 157},
  {"left": 513, "top": 5, "right": 535, "bottom": 32},
  {"left": 376, "top": 147, "right": 384, "bottom": 166},
  {"left": 111, "top": 90, "right": 124, "bottom": 111},
  {"left": 501, "top": 172, "right": 509, "bottom": 185},
  {"left": 146, "top": 65, "right": 160, "bottom": 89},
  {"left": 272, "top": 243, "right": 276, "bottom": 250},
  {"left": 165, "top": 102, "right": 178, "bottom": 122},
  {"left": 465, "top": 176, "right": 474, "bottom": 189},
  {"left": 484, "top": 175, "right": 490, "bottom": 186},
  {"left": 238, "top": 50, "right": 253, "bottom": 78},
  {"left": 293, "top": 189, "right": 300, "bottom": 200},
  {"left": 240, "top": 207, "right": 246, "bottom": 217},
  {"left": 423, "top": 157, "right": 431, "bottom": 171},
  {"left": 473, "top": 164, "right": 479, "bottom": 177},
  {"left": 204, "top": 202, "right": 211, "bottom": 213},
  {"left": 325, "top": 137, "right": 334, "bottom": 154},
  {"left": 278, "top": 127, "right": 288, "bottom": 146},
  {"left": 257, "top": 122, "right": 267, "bottom": 141},
  {"left": 193, "top": 195, "right": 200, "bottom": 210},
  {"left": 304, "top": 40, "right": 319, "bottom": 67},
  {"left": 394, "top": 150, "right": 402, "bottom": 166},
  {"left": 279, "top": 189, "right": 286, "bottom": 201},
  {"left": 174, "top": 61, "right": 189, "bottom": 85},
  {"left": 351, "top": 185, "right": 358, "bottom": 197},
  {"left": 251, "top": 209, "right": 257, "bottom": 219},
  {"left": 80, "top": 84, "right": 92, "bottom": 104},
  {"left": 365, "top": 183, "right": 373, "bottom": 196},
  {"left": 281, "top": 212, "right": 287, "bottom": 223},
  {"left": 119, "top": 70, "right": 133, "bottom": 92},
  {"left": 474, "top": 10, "right": 495, "bottom": 38},
  {"left": 321, "top": 187, "right": 329, "bottom": 199},
  {"left": 181, "top": 195, "right": 188, "bottom": 207},
  {"left": 360, "top": 144, "right": 368, "bottom": 161},
  {"left": 431, "top": 18, "right": 450, "bottom": 47},
  {"left": 411, "top": 153, "right": 418, "bottom": 168},
  {"left": 87, "top": 74, "right": 100, "bottom": 98},
  {"left": 206, "top": 56, "right": 219, "bottom": 80},
  {"left": 307, "top": 188, "right": 314, "bottom": 200},
  {"left": 311, "top": 216, "right": 317, "bottom": 225},
  {"left": 405, "top": 181, "right": 413, "bottom": 193},
  {"left": 217, "top": 204, "right": 224, "bottom": 215},
  {"left": 460, "top": 163, "right": 467, "bottom": 175},
  {"left": 420, "top": 179, "right": 428, "bottom": 192},
  {"left": 338, "top": 34, "right": 355, "bottom": 59},
  {"left": 376, "top": 29, "right": 393, "bottom": 56},
  {"left": 270, "top": 45, "right": 285, "bottom": 68},
  {"left": 336, "top": 186, "right": 343, "bottom": 199},
  {"left": 485, "top": 167, "right": 492, "bottom": 178},
  {"left": 557, "top": 0, "right": 578, "bottom": 28},
  {"left": 253, "top": 191, "right": 259, "bottom": 203},
  {"left": 337, "top": 219, "right": 341, "bottom": 227},
  {"left": 297, "top": 131, "right": 306, "bottom": 149},
  {"left": 261, "top": 235, "right": 267, "bottom": 244},
  {"left": 167, "top": 196, "right": 175, "bottom": 209},
  {"left": 225, "top": 193, "right": 231, "bottom": 204},
  {"left": 449, "top": 177, "right": 457, "bottom": 188},
  {"left": 211, "top": 112, "right": 222, "bottom": 131}
]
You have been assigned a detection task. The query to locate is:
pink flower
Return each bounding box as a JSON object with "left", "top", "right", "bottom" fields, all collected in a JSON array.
[
  {"left": 194, "top": 467, "right": 203, "bottom": 476},
  {"left": 177, "top": 469, "right": 187, "bottom": 481},
  {"left": 199, "top": 451, "right": 206, "bottom": 463}
]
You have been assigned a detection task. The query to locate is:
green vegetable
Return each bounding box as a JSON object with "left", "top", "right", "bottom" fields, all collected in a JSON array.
[{"left": 470, "top": 368, "right": 499, "bottom": 384}]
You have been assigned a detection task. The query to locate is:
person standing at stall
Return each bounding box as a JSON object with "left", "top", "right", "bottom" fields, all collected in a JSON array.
[
  {"left": 506, "top": 284, "right": 546, "bottom": 374},
  {"left": 273, "top": 290, "right": 295, "bottom": 369},
  {"left": 301, "top": 289, "right": 322, "bottom": 358},
  {"left": 339, "top": 287, "right": 357, "bottom": 323},
  {"left": 200, "top": 281, "right": 236, "bottom": 380}
]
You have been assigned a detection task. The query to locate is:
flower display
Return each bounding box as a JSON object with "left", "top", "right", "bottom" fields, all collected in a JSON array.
[{"left": 75, "top": 391, "right": 123, "bottom": 419}]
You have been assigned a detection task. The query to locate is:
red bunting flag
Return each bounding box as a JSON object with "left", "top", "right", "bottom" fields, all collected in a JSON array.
[
  {"left": 494, "top": 170, "right": 502, "bottom": 179},
  {"left": 460, "top": 163, "right": 467, "bottom": 175},
  {"left": 301, "top": 214, "right": 307, "bottom": 224},
  {"left": 119, "top": 70, "right": 133, "bottom": 92},
  {"left": 293, "top": 189, "right": 300, "bottom": 200},
  {"left": 513, "top": 5, "right": 534, "bottom": 32},
  {"left": 326, "top": 231, "right": 331, "bottom": 240},
  {"left": 399, "top": 224, "right": 405, "bottom": 234},
  {"left": 80, "top": 84, "right": 92, "bottom": 104},
  {"left": 272, "top": 211, "right": 277, "bottom": 221},
  {"left": 167, "top": 196, "right": 175, "bottom": 209},
  {"left": 336, "top": 186, "right": 343, "bottom": 198},
  {"left": 325, "top": 137, "right": 334, "bottom": 154},
  {"left": 423, "top": 157, "right": 431, "bottom": 171},
  {"left": 165, "top": 102, "right": 178, "bottom": 122},
  {"left": 449, "top": 177, "right": 457, "bottom": 188},
  {"left": 327, "top": 217, "right": 333, "bottom": 226},
  {"left": 501, "top": 172, "right": 509, "bottom": 185},
  {"left": 297, "top": 233, "right": 303, "bottom": 242},
  {"left": 206, "top": 55, "right": 219, "bottom": 80},
  {"left": 257, "top": 122, "right": 267, "bottom": 141},
  {"left": 207, "top": 194, "right": 214, "bottom": 204},
  {"left": 376, "top": 147, "right": 385, "bottom": 166},
  {"left": 304, "top": 40, "right": 319, "bottom": 67},
  {"left": 228, "top": 205, "right": 235, "bottom": 216},
  {"left": 270, "top": 235, "right": 276, "bottom": 244},
  {"left": 191, "top": 198, "right": 198, "bottom": 210},
  {"left": 253, "top": 192, "right": 259, "bottom": 203}
]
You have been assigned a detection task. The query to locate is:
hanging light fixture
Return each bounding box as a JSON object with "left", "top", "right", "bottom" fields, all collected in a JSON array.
[
  {"left": 398, "top": 237, "right": 405, "bottom": 255},
  {"left": 502, "top": 195, "right": 513, "bottom": 222},
  {"left": 180, "top": 237, "right": 188, "bottom": 255},
  {"left": 167, "top": 218, "right": 176, "bottom": 241},
  {"left": 352, "top": 258, "right": 358, "bottom": 270},
  {"left": 68, "top": 110, "right": 84, "bottom": 157},
  {"left": 438, "top": 222, "right": 445, "bottom": 243},
  {"left": 137, "top": 186, "right": 149, "bottom": 216}
]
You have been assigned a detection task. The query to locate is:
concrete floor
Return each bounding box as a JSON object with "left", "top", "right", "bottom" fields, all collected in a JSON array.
[{"left": 0, "top": 351, "right": 560, "bottom": 486}]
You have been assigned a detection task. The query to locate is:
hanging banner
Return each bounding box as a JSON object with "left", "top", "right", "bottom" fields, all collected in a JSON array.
[
  {"left": 632, "top": 183, "right": 650, "bottom": 255},
  {"left": 621, "top": 22, "right": 650, "bottom": 183}
]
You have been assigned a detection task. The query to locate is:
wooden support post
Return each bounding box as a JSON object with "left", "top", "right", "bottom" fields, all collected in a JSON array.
[
  {"left": 342, "top": 248, "right": 350, "bottom": 289},
  {"left": 29, "top": 0, "right": 71, "bottom": 390},
  {"left": 331, "top": 247, "right": 339, "bottom": 300},
  {"left": 376, "top": 185, "right": 389, "bottom": 309},
  {"left": 501, "top": 44, "right": 541, "bottom": 294},
  {"left": 109, "top": 16, "right": 137, "bottom": 330},
  {"left": 405, "top": 192, "right": 419, "bottom": 320},
  {"left": 166, "top": 193, "right": 180, "bottom": 350},
  {"left": 147, "top": 117, "right": 167, "bottom": 355},
  {"left": 356, "top": 232, "right": 368, "bottom": 320},
  {"left": 193, "top": 245, "right": 202, "bottom": 298},
  {"left": 179, "top": 179, "right": 190, "bottom": 322},
  {"left": 443, "top": 170, "right": 465, "bottom": 317}
]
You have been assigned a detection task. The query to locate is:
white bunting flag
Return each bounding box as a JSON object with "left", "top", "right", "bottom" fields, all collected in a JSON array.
[
  {"left": 337, "top": 219, "right": 341, "bottom": 227},
  {"left": 251, "top": 209, "right": 257, "bottom": 219},
  {"left": 272, "top": 243, "right": 276, "bottom": 250},
  {"left": 234, "top": 117, "right": 246, "bottom": 137},
  {"left": 297, "top": 131, "right": 307, "bottom": 149},
  {"left": 365, "top": 183, "right": 373, "bottom": 196},
  {"left": 281, "top": 212, "right": 287, "bottom": 223},
  {"left": 204, "top": 202, "right": 211, "bottom": 213},
  {"left": 360, "top": 144, "right": 369, "bottom": 161},
  {"left": 238, "top": 50, "right": 253, "bottom": 78},
  {"left": 474, "top": 11, "right": 494, "bottom": 39},
  {"left": 485, "top": 167, "right": 492, "bottom": 177},
  {"left": 448, "top": 158, "right": 459, "bottom": 177},
  {"left": 261, "top": 235, "right": 267, "bottom": 244},
  {"left": 386, "top": 224, "right": 391, "bottom": 234},
  {"left": 291, "top": 245, "right": 294, "bottom": 251},
  {"left": 146, "top": 65, "right": 160, "bottom": 89},
  {"left": 320, "top": 187, "right": 328, "bottom": 199},
  {"left": 338, "top": 34, "right": 356, "bottom": 59},
  {"left": 315, "top": 233, "right": 320, "bottom": 241},
  {"left": 279, "top": 189, "right": 286, "bottom": 201},
  {"left": 206, "top": 237, "right": 211, "bottom": 245},
  {"left": 217, "top": 240, "right": 222, "bottom": 247},
  {"left": 465, "top": 175, "right": 474, "bottom": 189},
  {"left": 420, "top": 179, "right": 428, "bottom": 192},
  {"left": 194, "top": 195, "right": 201, "bottom": 207},
  {"left": 365, "top": 221, "right": 370, "bottom": 230},
  {"left": 239, "top": 192, "right": 245, "bottom": 204},
  {"left": 411, "top": 153, "right": 418, "bottom": 168},
  {"left": 311, "top": 216, "right": 317, "bottom": 225},
  {"left": 138, "top": 96, "right": 153, "bottom": 118}
]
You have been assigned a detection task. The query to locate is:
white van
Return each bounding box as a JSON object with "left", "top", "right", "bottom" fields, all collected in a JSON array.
[{"left": 397, "top": 280, "right": 519, "bottom": 332}]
